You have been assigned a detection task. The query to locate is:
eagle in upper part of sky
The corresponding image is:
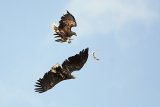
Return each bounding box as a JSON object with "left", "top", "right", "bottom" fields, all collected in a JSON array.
[
  {"left": 52, "top": 11, "right": 77, "bottom": 43},
  {"left": 34, "top": 48, "right": 89, "bottom": 93}
]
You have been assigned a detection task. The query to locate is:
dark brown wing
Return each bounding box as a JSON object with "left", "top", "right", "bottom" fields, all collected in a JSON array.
[
  {"left": 34, "top": 67, "right": 64, "bottom": 93},
  {"left": 62, "top": 48, "right": 89, "bottom": 73},
  {"left": 59, "top": 11, "right": 77, "bottom": 30}
]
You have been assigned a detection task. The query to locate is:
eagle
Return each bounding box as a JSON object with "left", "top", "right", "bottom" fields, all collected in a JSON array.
[
  {"left": 53, "top": 11, "right": 77, "bottom": 43},
  {"left": 34, "top": 48, "right": 89, "bottom": 93}
]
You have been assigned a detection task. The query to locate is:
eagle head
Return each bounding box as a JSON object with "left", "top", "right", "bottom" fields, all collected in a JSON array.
[
  {"left": 69, "top": 32, "right": 77, "bottom": 37},
  {"left": 69, "top": 75, "right": 75, "bottom": 79}
]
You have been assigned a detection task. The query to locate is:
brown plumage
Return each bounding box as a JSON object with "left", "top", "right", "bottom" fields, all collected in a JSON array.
[
  {"left": 53, "top": 11, "right": 77, "bottom": 43},
  {"left": 34, "top": 48, "right": 89, "bottom": 93}
]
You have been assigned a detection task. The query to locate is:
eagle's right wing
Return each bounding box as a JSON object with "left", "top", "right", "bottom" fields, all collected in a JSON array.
[{"left": 34, "top": 68, "right": 63, "bottom": 93}]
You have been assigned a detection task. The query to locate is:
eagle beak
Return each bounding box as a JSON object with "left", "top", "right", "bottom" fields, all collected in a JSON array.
[
  {"left": 71, "top": 75, "right": 76, "bottom": 79},
  {"left": 75, "top": 23, "right": 77, "bottom": 27}
]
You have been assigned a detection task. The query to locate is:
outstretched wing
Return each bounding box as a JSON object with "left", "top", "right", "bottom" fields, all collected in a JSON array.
[
  {"left": 34, "top": 67, "right": 63, "bottom": 93},
  {"left": 59, "top": 11, "right": 77, "bottom": 30},
  {"left": 62, "top": 48, "right": 89, "bottom": 73}
]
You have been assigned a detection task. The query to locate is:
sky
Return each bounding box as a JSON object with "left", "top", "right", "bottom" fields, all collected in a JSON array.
[{"left": 0, "top": 0, "right": 160, "bottom": 107}]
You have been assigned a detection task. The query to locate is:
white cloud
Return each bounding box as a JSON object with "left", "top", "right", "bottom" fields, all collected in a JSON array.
[{"left": 66, "top": 0, "right": 159, "bottom": 36}]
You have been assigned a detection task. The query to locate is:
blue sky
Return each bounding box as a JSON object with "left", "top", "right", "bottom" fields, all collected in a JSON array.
[{"left": 0, "top": 0, "right": 160, "bottom": 107}]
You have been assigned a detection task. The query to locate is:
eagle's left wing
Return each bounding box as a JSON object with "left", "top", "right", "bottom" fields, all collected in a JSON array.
[
  {"left": 34, "top": 66, "right": 64, "bottom": 93},
  {"left": 59, "top": 11, "right": 77, "bottom": 30},
  {"left": 62, "top": 48, "right": 89, "bottom": 73}
]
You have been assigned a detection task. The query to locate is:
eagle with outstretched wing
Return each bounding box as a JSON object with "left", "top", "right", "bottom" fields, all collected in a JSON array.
[
  {"left": 53, "top": 11, "right": 77, "bottom": 43},
  {"left": 34, "top": 48, "right": 89, "bottom": 93}
]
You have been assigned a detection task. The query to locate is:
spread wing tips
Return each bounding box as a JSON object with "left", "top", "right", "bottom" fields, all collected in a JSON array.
[
  {"left": 35, "top": 89, "right": 44, "bottom": 93},
  {"left": 84, "top": 48, "right": 89, "bottom": 53},
  {"left": 34, "top": 79, "right": 45, "bottom": 93}
]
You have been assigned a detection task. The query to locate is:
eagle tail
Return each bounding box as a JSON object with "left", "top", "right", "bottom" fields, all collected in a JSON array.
[
  {"left": 53, "top": 25, "right": 58, "bottom": 32},
  {"left": 51, "top": 23, "right": 59, "bottom": 32}
]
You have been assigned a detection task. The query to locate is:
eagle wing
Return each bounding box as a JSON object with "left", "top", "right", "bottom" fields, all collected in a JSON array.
[
  {"left": 62, "top": 48, "right": 89, "bottom": 73},
  {"left": 59, "top": 11, "right": 77, "bottom": 30},
  {"left": 34, "top": 67, "right": 63, "bottom": 93}
]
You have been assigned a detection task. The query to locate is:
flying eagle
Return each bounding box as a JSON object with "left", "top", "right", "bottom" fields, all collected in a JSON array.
[
  {"left": 52, "top": 11, "right": 77, "bottom": 43},
  {"left": 34, "top": 48, "right": 89, "bottom": 93}
]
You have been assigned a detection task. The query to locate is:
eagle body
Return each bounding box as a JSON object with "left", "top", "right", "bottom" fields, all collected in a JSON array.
[{"left": 35, "top": 48, "right": 89, "bottom": 93}]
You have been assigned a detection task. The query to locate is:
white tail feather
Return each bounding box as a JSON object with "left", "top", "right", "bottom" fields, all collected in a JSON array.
[{"left": 51, "top": 22, "right": 58, "bottom": 32}]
